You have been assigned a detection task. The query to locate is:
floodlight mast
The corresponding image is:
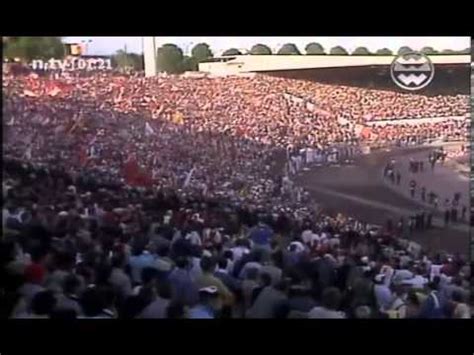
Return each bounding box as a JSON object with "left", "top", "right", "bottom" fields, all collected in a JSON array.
[{"left": 143, "top": 37, "right": 158, "bottom": 77}]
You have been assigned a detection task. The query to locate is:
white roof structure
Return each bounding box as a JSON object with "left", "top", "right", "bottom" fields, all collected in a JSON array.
[{"left": 198, "top": 55, "right": 470, "bottom": 75}]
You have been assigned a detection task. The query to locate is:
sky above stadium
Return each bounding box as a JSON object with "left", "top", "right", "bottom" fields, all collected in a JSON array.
[{"left": 64, "top": 37, "right": 470, "bottom": 56}]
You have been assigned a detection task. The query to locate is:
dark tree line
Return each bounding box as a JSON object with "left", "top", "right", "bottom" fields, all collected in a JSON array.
[{"left": 3, "top": 37, "right": 65, "bottom": 61}]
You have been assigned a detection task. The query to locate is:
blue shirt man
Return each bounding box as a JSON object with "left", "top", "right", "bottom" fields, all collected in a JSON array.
[
  {"left": 169, "top": 264, "right": 199, "bottom": 306},
  {"left": 188, "top": 304, "right": 215, "bottom": 319},
  {"left": 129, "top": 250, "right": 154, "bottom": 284},
  {"left": 249, "top": 222, "right": 273, "bottom": 248}
]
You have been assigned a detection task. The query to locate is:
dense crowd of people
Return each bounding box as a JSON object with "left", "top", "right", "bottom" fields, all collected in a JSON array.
[
  {"left": 2, "top": 159, "right": 471, "bottom": 319},
  {"left": 1, "top": 68, "right": 470, "bottom": 319}
]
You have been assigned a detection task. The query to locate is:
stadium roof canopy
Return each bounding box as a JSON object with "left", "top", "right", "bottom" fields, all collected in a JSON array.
[{"left": 199, "top": 55, "right": 470, "bottom": 75}]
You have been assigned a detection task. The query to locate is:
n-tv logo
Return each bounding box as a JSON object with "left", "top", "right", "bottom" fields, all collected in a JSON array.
[{"left": 390, "top": 52, "right": 435, "bottom": 91}]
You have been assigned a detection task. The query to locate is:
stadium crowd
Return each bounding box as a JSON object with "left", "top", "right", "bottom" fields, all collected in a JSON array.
[{"left": 1, "top": 69, "right": 470, "bottom": 319}]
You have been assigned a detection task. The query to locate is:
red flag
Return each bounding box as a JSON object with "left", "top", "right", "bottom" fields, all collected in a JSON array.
[
  {"left": 136, "top": 169, "right": 153, "bottom": 188},
  {"left": 122, "top": 156, "right": 139, "bottom": 186},
  {"left": 360, "top": 127, "right": 373, "bottom": 139},
  {"left": 78, "top": 146, "right": 89, "bottom": 167}
]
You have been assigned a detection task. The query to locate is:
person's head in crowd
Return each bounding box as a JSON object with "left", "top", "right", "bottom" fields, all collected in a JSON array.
[
  {"left": 30, "top": 246, "right": 50, "bottom": 266},
  {"left": 259, "top": 272, "right": 273, "bottom": 288},
  {"left": 354, "top": 305, "right": 372, "bottom": 319},
  {"left": 451, "top": 290, "right": 466, "bottom": 304},
  {"left": 30, "top": 290, "right": 57, "bottom": 317},
  {"left": 200, "top": 256, "right": 216, "bottom": 274},
  {"left": 197, "top": 286, "right": 221, "bottom": 312},
  {"left": 245, "top": 267, "right": 259, "bottom": 282},
  {"left": 131, "top": 243, "right": 145, "bottom": 257},
  {"left": 52, "top": 251, "right": 76, "bottom": 272},
  {"left": 321, "top": 287, "right": 342, "bottom": 311},
  {"left": 141, "top": 267, "right": 159, "bottom": 287},
  {"left": 236, "top": 238, "right": 250, "bottom": 249},
  {"left": 223, "top": 250, "right": 234, "bottom": 262},
  {"left": 175, "top": 256, "right": 189, "bottom": 270},
  {"left": 217, "top": 257, "right": 229, "bottom": 272},
  {"left": 111, "top": 254, "right": 127, "bottom": 270},
  {"left": 391, "top": 283, "right": 407, "bottom": 298}
]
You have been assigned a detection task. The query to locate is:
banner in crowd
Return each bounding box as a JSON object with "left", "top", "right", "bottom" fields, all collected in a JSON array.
[
  {"left": 173, "top": 112, "right": 184, "bottom": 125},
  {"left": 144, "top": 122, "right": 155, "bottom": 136},
  {"left": 122, "top": 156, "right": 153, "bottom": 188}
]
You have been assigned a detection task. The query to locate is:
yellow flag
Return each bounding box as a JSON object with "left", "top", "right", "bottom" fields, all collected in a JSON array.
[{"left": 173, "top": 112, "right": 184, "bottom": 125}]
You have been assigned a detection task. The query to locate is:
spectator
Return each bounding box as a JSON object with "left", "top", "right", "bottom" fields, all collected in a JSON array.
[
  {"left": 109, "top": 254, "right": 133, "bottom": 300},
  {"left": 188, "top": 286, "right": 221, "bottom": 319},
  {"left": 14, "top": 290, "right": 57, "bottom": 319},
  {"left": 241, "top": 268, "right": 261, "bottom": 313},
  {"left": 246, "top": 279, "right": 289, "bottom": 319},
  {"left": 383, "top": 284, "right": 408, "bottom": 319},
  {"left": 55, "top": 274, "right": 83, "bottom": 316},
  {"left": 166, "top": 301, "right": 187, "bottom": 319},
  {"left": 168, "top": 257, "right": 199, "bottom": 306},
  {"left": 137, "top": 280, "right": 172, "bottom": 319},
  {"left": 308, "top": 287, "right": 346, "bottom": 319},
  {"left": 450, "top": 291, "right": 470, "bottom": 319},
  {"left": 418, "top": 279, "right": 446, "bottom": 319},
  {"left": 260, "top": 252, "right": 283, "bottom": 286},
  {"left": 11, "top": 251, "right": 48, "bottom": 317},
  {"left": 1, "top": 69, "right": 469, "bottom": 320},
  {"left": 373, "top": 274, "right": 393, "bottom": 311},
  {"left": 129, "top": 245, "right": 154, "bottom": 286},
  {"left": 196, "top": 257, "right": 234, "bottom": 307},
  {"left": 354, "top": 305, "right": 372, "bottom": 319},
  {"left": 287, "top": 285, "right": 317, "bottom": 313},
  {"left": 214, "top": 257, "right": 241, "bottom": 294},
  {"left": 79, "top": 286, "right": 117, "bottom": 319}
]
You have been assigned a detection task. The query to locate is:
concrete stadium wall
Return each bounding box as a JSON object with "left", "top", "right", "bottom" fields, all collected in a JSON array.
[
  {"left": 262, "top": 64, "right": 470, "bottom": 96},
  {"left": 198, "top": 55, "right": 470, "bottom": 74}
]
